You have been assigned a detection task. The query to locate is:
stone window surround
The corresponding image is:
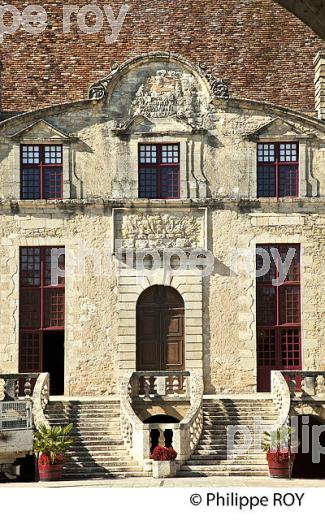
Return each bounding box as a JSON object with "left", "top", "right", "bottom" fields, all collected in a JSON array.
[
  {"left": 238, "top": 232, "right": 314, "bottom": 388},
  {"left": 249, "top": 135, "right": 317, "bottom": 198},
  {"left": 113, "top": 132, "right": 208, "bottom": 199},
  {"left": 10, "top": 139, "right": 71, "bottom": 200},
  {"left": 116, "top": 267, "right": 204, "bottom": 381}
]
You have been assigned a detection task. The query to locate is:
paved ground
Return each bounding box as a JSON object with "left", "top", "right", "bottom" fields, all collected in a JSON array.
[{"left": 1, "top": 476, "right": 325, "bottom": 488}]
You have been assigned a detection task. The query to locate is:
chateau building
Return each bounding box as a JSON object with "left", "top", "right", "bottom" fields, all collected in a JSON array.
[{"left": 1, "top": 1, "right": 325, "bottom": 479}]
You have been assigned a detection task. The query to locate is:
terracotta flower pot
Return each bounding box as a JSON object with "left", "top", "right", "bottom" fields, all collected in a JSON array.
[
  {"left": 38, "top": 460, "right": 64, "bottom": 481},
  {"left": 267, "top": 452, "right": 295, "bottom": 478}
]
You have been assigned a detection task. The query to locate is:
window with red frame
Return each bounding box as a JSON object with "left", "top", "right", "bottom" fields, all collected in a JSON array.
[
  {"left": 139, "top": 144, "right": 180, "bottom": 199},
  {"left": 21, "top": 145, "right": 63, "bottom": 200},
  {"left": 257, "top": 143, "right": 299, "bottom": 197},
  {"left": 19, "top": 247, "right": 65, "bottom": 373},
  {"left": 256, "top": 245, "right": 301, "bottom": 392}
]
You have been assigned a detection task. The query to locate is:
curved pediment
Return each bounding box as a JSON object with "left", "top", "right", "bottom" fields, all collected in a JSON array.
[{"left": 89, "top": 52, "right": 229, "bottom": 129}]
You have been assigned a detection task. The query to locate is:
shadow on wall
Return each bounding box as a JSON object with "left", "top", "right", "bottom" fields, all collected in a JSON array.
[{"left": 292, "top": 414, "right": 325, "bottom": 479}]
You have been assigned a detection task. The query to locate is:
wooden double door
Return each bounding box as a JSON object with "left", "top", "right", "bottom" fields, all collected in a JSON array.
[{"left": 136, "top": 286, "right": 185, "bottom": 371}]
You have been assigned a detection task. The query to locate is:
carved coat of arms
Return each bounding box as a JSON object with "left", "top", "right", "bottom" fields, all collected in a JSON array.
[{"left": 130, "top": 70, "right": 205, "bottom": 123}]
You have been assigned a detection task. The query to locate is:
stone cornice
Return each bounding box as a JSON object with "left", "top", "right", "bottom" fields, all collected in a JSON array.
[{"left": 1, "top": 197, "right": 325, "bottom": 215}]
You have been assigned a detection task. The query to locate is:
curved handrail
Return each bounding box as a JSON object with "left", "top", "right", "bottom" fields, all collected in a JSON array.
[
  {"left": 271, "top": 371, "right": 291, "bottom": 428},
  {"left": 179, "top": 371, "right": 204, "bottom": 459},
  {"left": 120, "top": 376, "right": 147, "bottom": 464},
  {"left": 32, "top": 373, "right": 50, "bottom": 430}
]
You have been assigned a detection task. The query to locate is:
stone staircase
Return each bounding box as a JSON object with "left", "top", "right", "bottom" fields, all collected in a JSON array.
[
  {"left": 45, "top": 399, "right": 145, "bottom": 480},
  {"left": 178, "top": 397, "right": 278, "bottom": 477}
]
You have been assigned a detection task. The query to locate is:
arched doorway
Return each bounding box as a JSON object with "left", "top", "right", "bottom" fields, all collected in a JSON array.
[{"left": 136, "top": 285, "right": 185, "bottom": 371}]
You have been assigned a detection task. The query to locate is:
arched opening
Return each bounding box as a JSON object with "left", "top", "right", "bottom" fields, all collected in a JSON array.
[
  {"left": 292, "top": 415, "right": 325, "bottom": 479},
  {"left": 136, "top": 285, "right": 185, "bottom": 371}
]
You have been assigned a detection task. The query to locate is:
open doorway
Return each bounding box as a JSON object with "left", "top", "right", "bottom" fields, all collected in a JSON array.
[{"left": 43, "top": 331, "right": 65, "bottom": 396}]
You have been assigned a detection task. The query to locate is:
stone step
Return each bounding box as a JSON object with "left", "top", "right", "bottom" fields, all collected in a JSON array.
[
  {"left": 62, "top": 471, "right": 146, "bottom": 479},
  {"left": 180, "top": 464, "right": 268, "bottom": 471},
  {"left": 189, "top": 455, "right": 266, "bottom": 463},
  {"left": 64, "top": 463, "right": 141, "bottom": 471},
  {"left": 67, "top": 453, "right": 133, "bottom": 460},
  {"left": 47, "top": 419, "right": 120, "bottom": 424},
  {"left": 178, "top": 470, "right": 269, "bottom": 477}
]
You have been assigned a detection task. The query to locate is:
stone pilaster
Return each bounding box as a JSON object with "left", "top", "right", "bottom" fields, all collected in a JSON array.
[{"left": 314, "top": 51, "right": 325, "bottom": 120}]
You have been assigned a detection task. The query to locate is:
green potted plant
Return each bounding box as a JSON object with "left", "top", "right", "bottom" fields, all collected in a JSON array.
[
  {"left": 151, "top": 446, "right": 178, "bottom": 478},
  {"left": 263, "top": 426, "right": 296, "bottom": 478},
  {"left": 34, "top": 423, "right": 74, "bottom": 481}
]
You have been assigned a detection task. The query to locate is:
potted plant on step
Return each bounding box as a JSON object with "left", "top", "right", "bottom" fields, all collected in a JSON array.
[
  {"left": 34, "top": 423, "right": 74, "bottom": 481},
  {"left": 151, "top": 446, "right": 178, "bottom": 478},
  {"left": 263, "top": 426, "right": 296, "bottom": 478}
]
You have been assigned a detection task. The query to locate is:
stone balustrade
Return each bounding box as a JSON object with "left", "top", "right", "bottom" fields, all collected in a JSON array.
[
  {"left": 281, "top": 371, "right": 325, "bottom": 399},
  {"left": 130, "top": 371, "right": 191, "bottom": 401},
  {"left": 120, "top": 370, "right": 204, "bottom": 466},
  {"left": 0, "top": 372, "right": 50, "bottom": 430},
  {"left": 0, "top": 373, "right": 40, "bottom": 400}
]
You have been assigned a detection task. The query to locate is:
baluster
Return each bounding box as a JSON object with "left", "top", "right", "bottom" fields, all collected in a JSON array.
[
  {"left": 288, "top": 376, "right": 297, "bottom": 398},
  {"left": 144, "top": 376, "right": 150, "bottom": 399},
  {"left": 138, "top": 376, "right": 145, "bottom": 397},
  {"left": 302, "top": 375, "right": 316, "bottom": 396},
  {"left": 149, "top": 376, "right": 156, "bottom": 397},
  {"left": 24, "top": 377, "right": 32, "bottom": 398},
  {"left": 316, "top": 375, "right": 325, "bottom": 395},
  {"left": 15, "top": 379, "right": 19, "bottom": 399},
  {"left": 156, "top": 376, "right": 166, "bottom": 397},
  {"left": 172, "top": 375, "right": 180, "bottom": 396}
]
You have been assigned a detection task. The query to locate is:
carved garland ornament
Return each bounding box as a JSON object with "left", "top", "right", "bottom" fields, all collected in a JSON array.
[{"left": 119, "top": 214, "right": 203, "bottom": 249}]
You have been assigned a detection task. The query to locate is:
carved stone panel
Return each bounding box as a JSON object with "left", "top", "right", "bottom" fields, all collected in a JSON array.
[
  {"left": 129, "top": 70, "right": 208, "bottom": 127},
  {"left": 114, "top": 209, "right": 206, "bottom": 250}
]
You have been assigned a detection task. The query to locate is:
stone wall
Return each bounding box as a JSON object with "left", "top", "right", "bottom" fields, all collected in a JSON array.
[{"left": 0, "top": 201, "right": 324, "bottom": 395}]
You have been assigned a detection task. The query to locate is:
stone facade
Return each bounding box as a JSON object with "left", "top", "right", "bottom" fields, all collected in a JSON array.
[{"left": 0, "top": 52, "right": 325, "bottom": 397}]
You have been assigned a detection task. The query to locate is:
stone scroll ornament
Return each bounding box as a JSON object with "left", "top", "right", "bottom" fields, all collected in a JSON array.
[
  {"left": 198, "top": 63, "right": 229, "bottom": 100},
  {"left": 89, "top": 63, "right": 120, "bottom": 100}
]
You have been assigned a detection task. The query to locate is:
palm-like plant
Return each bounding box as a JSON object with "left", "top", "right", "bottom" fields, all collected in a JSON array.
[
  {"left": 262, "top": 426, "right": 295, "bottom": 453},
  {"left": 34, "top": 423, "right": 74, "bottom": 465}
]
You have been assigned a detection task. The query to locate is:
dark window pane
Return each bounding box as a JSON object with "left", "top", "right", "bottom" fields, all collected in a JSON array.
[
  {"left": 257, "top": 287, "right": 276, "bottom": 325},
  {"left": 281, "top": 328, "right": 301, "bottom": 367},
  {"left": 19, "top": 332, "right": 41, "bottom": 372},
  {"left": 160, "top": 166, "right": 179, "bottom": 198},
  {"left": 21, "top": 167, "right": 41, "bottom": 199},
  {"left": 257, "top": 329, "right": 276, "bottom": 366},
  {"left": 43, "top": 166, "right": 63, "bottom": 199},
  {"left": 279, "top": 286, "right": 300, "bottom": 324},
  {"left": 43, "top": 288, "right": 65, "bottom": 328},
  {"left": 279, "top": 165, "right": 298, "bottom": 196},
  {"left": 20, "top": 248, "right": 41, "bottom": 286},
  {"left": 20, "top": 289, "right": 41, "bottom": 329},
  {"left": 257, "top": 165, "right": 276, "bottom": 197},
  {"left": 139, "top": 166, "right": 158, "bottom": 198}
]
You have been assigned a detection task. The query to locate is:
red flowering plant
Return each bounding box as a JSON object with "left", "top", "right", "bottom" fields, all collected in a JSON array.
[
  {"left": 151, "top": 445, "right": 178, "bottom": 461},
  {"left": 34, "top": 423, "right": 74, "bottom": 466},
  {"left": 262, "top": 426, "right": 297, "bottom": 464}
]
